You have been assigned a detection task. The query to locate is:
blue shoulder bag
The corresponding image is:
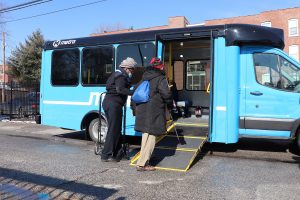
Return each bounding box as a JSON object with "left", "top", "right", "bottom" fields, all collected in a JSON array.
[{"left": 132, "top": 80, "right": 150, "bottom": 103}]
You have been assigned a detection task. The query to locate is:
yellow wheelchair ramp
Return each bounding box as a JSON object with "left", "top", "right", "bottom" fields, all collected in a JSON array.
[{"left": 130, "top": 123, "right": 208, "bottom": 172}]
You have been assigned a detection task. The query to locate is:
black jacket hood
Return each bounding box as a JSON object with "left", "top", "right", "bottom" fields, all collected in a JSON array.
[{"left": 142, "top": 66, "right": 166, "bottom": 81}]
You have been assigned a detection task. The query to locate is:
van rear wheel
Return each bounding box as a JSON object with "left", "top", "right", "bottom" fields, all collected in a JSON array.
[
  {"left": 289, "top": 129, "right": 300, "bottom": 156},
  {"left": 88, "top": 118, "right": 108, "bottom": 143}
]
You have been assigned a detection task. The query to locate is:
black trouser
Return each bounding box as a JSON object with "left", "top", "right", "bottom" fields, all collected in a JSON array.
[{"left": 101, "top": 96, "right": 123, "bottom": 159}]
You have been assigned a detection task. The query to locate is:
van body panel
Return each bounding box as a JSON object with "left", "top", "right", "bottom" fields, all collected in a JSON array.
[
  {"left": 240, "top": 47, "right": 300, "bottom": 138},
  {"left": 210, "top": 38, "right": 240, "bottom": 143}
]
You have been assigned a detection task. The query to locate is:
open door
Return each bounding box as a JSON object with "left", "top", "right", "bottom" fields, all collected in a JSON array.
[{"left": 155, "top": 32, "right": 212, "bottom": 127}]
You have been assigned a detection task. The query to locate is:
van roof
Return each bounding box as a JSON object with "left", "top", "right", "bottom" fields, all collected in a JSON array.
[{"left": 44, "top": 24, "right": 284, "bottom": 50}]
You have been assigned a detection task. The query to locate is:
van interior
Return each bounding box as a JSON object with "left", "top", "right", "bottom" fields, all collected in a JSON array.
[{"left": 162, "top": 39, "right": 211, "bottom": 125}]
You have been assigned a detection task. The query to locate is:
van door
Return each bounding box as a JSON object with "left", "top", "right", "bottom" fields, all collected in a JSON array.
[{"left": 242, "top": 47, "right": 300, "bottom": 138}]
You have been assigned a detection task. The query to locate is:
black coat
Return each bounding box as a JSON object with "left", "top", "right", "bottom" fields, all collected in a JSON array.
[
  {"left": 134, "top": 67, "right": 173, "bottom": 135},
  {"left": 104, "top": 68, "right": 133, "bottom": 106}
]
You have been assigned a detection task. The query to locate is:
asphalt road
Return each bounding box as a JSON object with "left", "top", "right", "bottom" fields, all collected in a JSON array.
[{"left": 0, "top": 122, "right": 300, "bottom": 200}]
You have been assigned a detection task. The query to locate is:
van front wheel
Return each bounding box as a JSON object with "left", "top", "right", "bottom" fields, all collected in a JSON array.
[{"left": 88, "top": 118, "right": 108, "bottom": 143}]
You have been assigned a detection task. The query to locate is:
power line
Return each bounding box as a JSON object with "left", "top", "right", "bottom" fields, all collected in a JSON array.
[
  {"left": 0, "top": 0, "right": 53, "bottom": 14},
  {"left": 0, "top": 0, "right": 109, "bottom": 24}
]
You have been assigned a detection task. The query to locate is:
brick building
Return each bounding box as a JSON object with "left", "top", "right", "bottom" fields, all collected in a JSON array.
[
  {"left": 204, "top": 7, "right": 300, "bottom": 61},
  {"left": 0, "top": 65, "right": 10, "bottom": 86}
]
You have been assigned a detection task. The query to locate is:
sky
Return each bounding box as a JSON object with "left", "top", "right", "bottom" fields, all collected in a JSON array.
[{"left": 0, "top": 0, "right": 300, "bottom": 58}]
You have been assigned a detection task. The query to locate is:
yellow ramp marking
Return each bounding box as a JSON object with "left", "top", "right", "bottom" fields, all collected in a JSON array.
[{"left": 174, "top": 122, "right": 208, "bottom": 127}]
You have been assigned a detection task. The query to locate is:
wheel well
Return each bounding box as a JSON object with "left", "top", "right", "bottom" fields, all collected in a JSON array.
[
  {"left": 81, "top": 111, "right": 106, "bottom": 131},
  {"left": 291, "top": 118, "right": 300, "bottom": 138}
]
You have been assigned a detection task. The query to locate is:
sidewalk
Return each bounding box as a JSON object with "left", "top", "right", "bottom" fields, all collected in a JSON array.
[
  {"left": 0, "top": 121, "right": 92, "bottom": 146},
  {"left": 0, "top": 115, "right": 37, "bottom": 123}
]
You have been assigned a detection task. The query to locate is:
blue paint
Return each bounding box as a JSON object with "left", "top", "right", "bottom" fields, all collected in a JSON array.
[
  {"left": 41, "top": 47, "right": 138, "bottom": 136},
  {"left": 41, "top": 32, "right": 300, "bottom": 142},
  {"left": 240, "top": 47, "right": 300, "bottom": 138},
  {"left": 240, "top": 129, "right": 290, "bottom": 138},
  {"left": 210, "top": 38, "right": 240, "bottom": 144},
  {"left": 157, "top": 41, "right": 163, "bottom": 59}
]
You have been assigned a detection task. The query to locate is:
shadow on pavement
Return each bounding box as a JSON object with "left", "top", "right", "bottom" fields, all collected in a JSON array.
[
  {"left": 0, "top": 166, "right": 118, "bottom": 199},
  {"left": 190, "top": 138, "right": 300, "bottom": 169},
  {"left": 203, "top": 138, "right": 292, "bottom": 153},
  {"left": 293, "top": 156, "right": 300, "bottom": 169},
  {"left": 55, "top": 131, "right": 141, "bottom": 145},
  {"left": 55, "top": 131, "right": 87, "bottom": 141}
]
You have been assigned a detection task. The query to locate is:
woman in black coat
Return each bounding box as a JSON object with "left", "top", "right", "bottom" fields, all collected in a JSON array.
[{"left": 134, "top": 58, "right": 173, "bottom": 171}]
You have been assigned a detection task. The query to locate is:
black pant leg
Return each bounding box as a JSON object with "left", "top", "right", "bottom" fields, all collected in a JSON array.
[{"left": 102, "top": 102, "right": 123, "bottom": 158}]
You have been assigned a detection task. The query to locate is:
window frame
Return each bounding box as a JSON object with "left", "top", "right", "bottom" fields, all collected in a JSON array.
[
  {"left": 289, "top": 45, "right": 299, "bottom": 61},
  {"left": 51, "top": 48, "right": 80, "bottom": 87},
  {"left": 252, "top": 52, "right": 300, "bottom": 93},
  {"left": 261, "top": 21, "right": 272, "bottom": 27},
  {"left": 116, "top": 42, "right": 155, "bottom": 68},
  {"left": 81, "top": 45, "right": 115, "bottom": 87},
  {"left": 288, "top": 18, "right": 299, "bottom": 37},
  {"left": 185, "top": 59, "right": 210, "bottom": 91}
]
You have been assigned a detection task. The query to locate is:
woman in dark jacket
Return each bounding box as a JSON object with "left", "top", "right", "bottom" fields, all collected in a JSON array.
[{"left": 134, "top": 57, "right": 173, "bottom": 171}]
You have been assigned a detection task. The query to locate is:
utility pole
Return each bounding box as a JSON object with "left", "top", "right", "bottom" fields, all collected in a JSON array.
[{"left": 2, "top": 32, "right": 5, "bottom": 103}]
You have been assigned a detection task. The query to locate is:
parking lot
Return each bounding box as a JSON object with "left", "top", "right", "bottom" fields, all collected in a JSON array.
[{"left": 0, "top": 121, "right": 300, "bottom": 200}]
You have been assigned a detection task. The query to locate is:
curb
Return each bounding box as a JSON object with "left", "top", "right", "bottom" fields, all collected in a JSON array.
[{"left": 1, "top": 119, "right": 36, "bottom": 124}]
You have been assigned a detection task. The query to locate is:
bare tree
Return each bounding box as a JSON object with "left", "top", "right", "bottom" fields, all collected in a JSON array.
[{"left": 93, "top": 22, "right": 125, "bottom": 34}]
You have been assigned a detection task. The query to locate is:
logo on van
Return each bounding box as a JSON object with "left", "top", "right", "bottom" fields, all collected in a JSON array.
[{"left": 52, "top": 40, "right": 76, "bottom": 48}]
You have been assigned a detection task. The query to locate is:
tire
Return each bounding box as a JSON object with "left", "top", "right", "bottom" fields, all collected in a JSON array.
[
  {"left": 289, "top": 129, "right": 300, "bottom": 156},
  {"left": 88, "top": 118, "right": 108, "bottom": 143}
]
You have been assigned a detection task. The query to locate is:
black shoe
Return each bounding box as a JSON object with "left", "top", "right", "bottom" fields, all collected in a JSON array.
[{"left": 101, "top": 156, "right": 119, "bottom": 162}]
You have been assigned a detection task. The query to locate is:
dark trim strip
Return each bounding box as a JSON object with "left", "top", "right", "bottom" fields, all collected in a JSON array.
[
  {"left": 44, "top": 24, "right": 284, "bottom": 50},
  {"left": 240, "top": 117, "right": 295, "bottom": 131}
]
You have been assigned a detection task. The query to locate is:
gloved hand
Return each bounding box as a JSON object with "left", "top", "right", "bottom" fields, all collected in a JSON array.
[{"left": 166, "top": 102, "right": 173, "bottom": 110}]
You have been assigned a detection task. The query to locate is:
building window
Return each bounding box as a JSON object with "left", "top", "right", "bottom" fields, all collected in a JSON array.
[
  {"left": 51, "top": 49, "right": 80, "bottom": 86},
  {"left": 289, "top": 45, "right": 299, "bottom": 61},
  {"left": 261, "top": 21, "right": 271, "bottom": 27},
  {"left": 288, "top": 19, "right": 299, "bottom": 37},
  {"left": 81, "top": 46, "right": 114, "bottom": 86}
]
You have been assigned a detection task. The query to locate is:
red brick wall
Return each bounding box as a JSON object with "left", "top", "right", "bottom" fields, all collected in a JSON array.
[
  {"left": 0, "top": 65, "right": 11, "bottom": 84},
  {"left": 205, "top": 7, "right": 300, "bottom": 60}
]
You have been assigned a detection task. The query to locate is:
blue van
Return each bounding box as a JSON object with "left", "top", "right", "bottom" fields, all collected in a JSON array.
[{"left": 40, "top": 24, "right": 300, "bottom": 154}]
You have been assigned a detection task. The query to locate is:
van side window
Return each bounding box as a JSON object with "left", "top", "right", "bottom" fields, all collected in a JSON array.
[
  {"left": 82, "top": 46, "right": 113, "bottom": 86},
  {"left": 253, "top": 53, "right": 300, "bottom": 92},
  {"left": 51, "top": 49, "right": 80, "bottom": 86},
  {"left": 117, "top": 43, "right": 155, "bottom": 84}
]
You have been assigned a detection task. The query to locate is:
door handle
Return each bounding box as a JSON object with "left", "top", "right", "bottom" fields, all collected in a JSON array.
[{"left": 250, "top": 91, "right": 263, "bottom": 96}]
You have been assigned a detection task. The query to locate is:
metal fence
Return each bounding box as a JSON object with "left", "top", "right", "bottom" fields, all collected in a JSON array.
[{"left": 0, "top": 82, "right": 40, "bottom": 120}]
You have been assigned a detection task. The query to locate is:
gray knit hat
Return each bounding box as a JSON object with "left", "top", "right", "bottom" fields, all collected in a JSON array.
[{"left": 119, "top": 57, "right": 137, "bottom": 68}]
